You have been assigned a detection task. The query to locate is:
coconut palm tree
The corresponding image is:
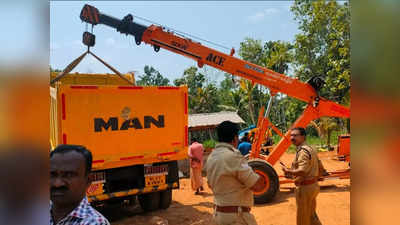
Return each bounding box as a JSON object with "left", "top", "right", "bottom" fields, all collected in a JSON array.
[
  {"left": 309, "top": 117, "right": 339, "bottom": 149},
  {"left": 239, "top": 79, "right": 256, "bottom": 124}
]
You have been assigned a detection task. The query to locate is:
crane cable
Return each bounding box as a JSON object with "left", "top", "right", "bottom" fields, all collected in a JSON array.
[{"left": 131, "top": 13, "right": 232, "bottom": 51}]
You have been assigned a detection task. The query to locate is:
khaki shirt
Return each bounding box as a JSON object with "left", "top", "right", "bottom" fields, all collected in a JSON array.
[
  {"left": 205, "top": 142, "right": 260, "bottom": 207},
  {"left": 292, "top": 143, "right": 319, "bottom": 181}
]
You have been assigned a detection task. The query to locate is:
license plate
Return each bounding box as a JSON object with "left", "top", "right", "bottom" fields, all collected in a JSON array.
[
  {"left": 144, "top": 165, "right": 168, "bottom": 187},
  {"left": 145, "top": 175, "right": 166, "bottom": 187},
  {"left": 144, "top": 164, "right": 169, "bottom": 175}
]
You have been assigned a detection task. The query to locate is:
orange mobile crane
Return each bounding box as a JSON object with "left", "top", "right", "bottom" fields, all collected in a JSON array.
[{"left": 79, "top": 4, "right": 350, "bottom": 203}]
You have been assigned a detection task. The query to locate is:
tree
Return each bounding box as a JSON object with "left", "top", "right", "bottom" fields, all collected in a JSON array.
[
  {"left": 238, "top": 38, "right": 295, "bottom": 127},
  {"left": 136, "top": 65, "right": 170, "bottom": 86},
  {"left": 263, "top": 41, "right": 294, "bottom": 75},
  {"left": 291, "top": 0, "right": 350, "bottom": 104},
  {"left": 192, "top": 84, "right": 220, "bottom": 113},
  {"left": 239, "top": 79, "right": 257, "bottom": 124},
  {"left": 238, "top": 39, "right": 265, "bottom": 125},
  {"left": 309, "top": 117, "right": 340, "bottom": 149},
  {"left": 217, "top": 74, "right": 240, "bottom": 111},
  {"left": 239, "top": 38, "right": 265, "bottom": 65},
  {"left": 174, "top": 66, "right": 205, "bottom": 95},
  {"left": 174, "top": 66, "right": 208, "bottom": 113},
  {"left": 239, "top": 38, "right": 294, "bottom": 74},
  {"left": 277, "top": 97, "right": 306, "bottom": 131},
  {"left": 50, "top": 66, "right": 62, "bottom": 72},
  {"left": 262, "top": 41, "right": 296, "bottom": 130}
]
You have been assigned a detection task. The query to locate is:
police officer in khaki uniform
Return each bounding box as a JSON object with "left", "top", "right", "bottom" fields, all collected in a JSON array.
[
  {"left": 205, "top": 121, "right": 264, "bottom": 225},
  {"left": 281, "top": 127, "right": 323, "bottom": 225}
]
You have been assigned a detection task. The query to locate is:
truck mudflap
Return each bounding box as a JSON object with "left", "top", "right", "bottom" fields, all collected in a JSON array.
[{"left": 88, "top": 181, "right": 179, "bottom": 202}]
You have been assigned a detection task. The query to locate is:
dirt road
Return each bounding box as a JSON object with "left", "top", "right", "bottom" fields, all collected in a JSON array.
[{"left": 100, "top": 151, "right": 350, "bottom": 225}]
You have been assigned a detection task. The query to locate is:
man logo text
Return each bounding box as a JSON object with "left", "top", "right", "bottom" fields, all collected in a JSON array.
[{"left": 94, "top": 115, "right": 165, "bottom": 132}]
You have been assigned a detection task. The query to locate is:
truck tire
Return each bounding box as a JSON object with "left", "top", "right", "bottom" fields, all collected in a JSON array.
[
  {"left": 244, "top": 151, "right": 269, "bottom": 161},
  {"left": 159, "top": 189, "right": 172, "bottom": 209},
  {"left": 126, "top": 195, "right": 136, "bottom": 206},
  {"left": 138, "top": 192, "right": 160, "bottom": 212},
  {"left": 248, "top": 160, "right": 279, "bottom": 204}
]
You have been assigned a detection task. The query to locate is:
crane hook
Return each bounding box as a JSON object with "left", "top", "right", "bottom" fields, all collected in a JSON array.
[{"left": 153, "top": 45, "right": 160, "bottom": 52}]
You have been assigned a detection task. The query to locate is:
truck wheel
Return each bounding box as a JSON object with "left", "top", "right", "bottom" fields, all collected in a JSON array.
[
  {"left": 126, "top": 195, "right": 136, "bottom": 206},
  {"left": 159, "top": 189, "right": 172, "bottom": 209},
  {"left": 248, "top": 160, "right": 279, "bottom": 204},
  {"left": 138, "top": 192, "right": 160, "bottom": 212}
]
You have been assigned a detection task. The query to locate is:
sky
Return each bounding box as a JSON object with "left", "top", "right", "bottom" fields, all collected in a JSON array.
[
  {"left": 0, "top": 1, "right": 48, "bottom": 69},
  {"left": 50, "top": 1, "right": 300, "bottom": 83}
]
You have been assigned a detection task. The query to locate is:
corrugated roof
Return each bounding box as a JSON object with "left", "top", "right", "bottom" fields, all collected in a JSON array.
[{"left": 189, "top": 111, "right": 245, "bottom": 128}]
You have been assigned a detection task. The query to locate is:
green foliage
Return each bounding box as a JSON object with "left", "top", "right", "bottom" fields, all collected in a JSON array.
[
  {"left": 174, "top": 66, "right": 221, "bottom": 113},
  {"left": 291, "top": 0, "right": 350, "bottom": 104},
  {"left": 308, "top": 117, "right": 341, "bottom": 148},
  {"left": 239, "top": 38, "right": 294, "bottom": 74},
  {"left": 137, "top": 65, "right": 170, "bottom": 86},
  {"left": 239, "top": 79, "right": 257, "bottom": 124},
  {"left": 239, "top": 38, "right": 265, "bottom": 65},
  {"left": 203, "top": 139, "right": 217, "bottom": 149},
  {"left": 170, "top": 0, "right": 350, "bottom": 149},
  {"left": 174, "top": 66, "right": 205, "bottom": 95},
  {"left": 192, "top": 83, "right": 220, "bottom": 113},
  {"left": 217, "top": 74, "right": 238, "bottom": 110},
  {"left": 238, "top": 38, "right": 297, "bottom": 127},
  {"left": 231, "top": 0, "right": 350, "bottom": 132},
  {"left": 263, "top": 41, "right": 294, "bottom": 74},
  {"left": 50, "top": 66, "right": 62, "bottom": 72},
  {"left": 281, "top": 130, "right": 344, "bottom": 154}
]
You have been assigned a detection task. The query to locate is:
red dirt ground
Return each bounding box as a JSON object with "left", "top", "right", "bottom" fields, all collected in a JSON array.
[{"left": 100, "top": 151, "right": 350, "bottom": 225}]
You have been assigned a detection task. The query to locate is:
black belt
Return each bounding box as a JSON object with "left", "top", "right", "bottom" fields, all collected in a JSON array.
[{"left": 214, "top": 205, "right": 251, "bottom": 213}]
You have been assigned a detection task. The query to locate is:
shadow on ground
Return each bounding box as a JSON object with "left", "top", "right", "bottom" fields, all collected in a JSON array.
[
  {"left": 255, "top": 183, "right": 350, "bottom": 207},
  {"left": 97, "top": 199, "right": 215, "bottom": 225}
]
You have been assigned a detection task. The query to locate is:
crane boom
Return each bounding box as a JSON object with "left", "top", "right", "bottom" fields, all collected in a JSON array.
[
  {"left": 79, "top": 4, "right": 350, "bottom": 167},
  {"left": 81, "top": 4, "right": 326, "bottom": 104}
]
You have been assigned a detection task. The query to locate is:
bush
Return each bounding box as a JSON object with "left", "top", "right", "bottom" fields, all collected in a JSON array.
[{"left": 203, "top": 139, "right": 217, "bottom": 149}]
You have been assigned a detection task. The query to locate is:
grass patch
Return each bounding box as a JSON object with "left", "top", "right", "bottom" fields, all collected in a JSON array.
[{"left": 271, "top": 130, "right": 347, "bottom": 153}]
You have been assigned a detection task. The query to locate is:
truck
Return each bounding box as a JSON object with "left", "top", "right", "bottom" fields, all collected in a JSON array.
[
  {"left": 50, "top": 72, "right": 189, "bottom": 211},
  {"left": 77, "top": 4, "right": 351, "bottom": 204}
]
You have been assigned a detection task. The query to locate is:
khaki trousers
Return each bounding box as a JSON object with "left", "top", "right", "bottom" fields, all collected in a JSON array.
[
  {"left": 213, "top": 211, "right": 258, "bottom": 225},
  {"left": 295, "top": 183, "right": 322, "bottom": 225}
]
